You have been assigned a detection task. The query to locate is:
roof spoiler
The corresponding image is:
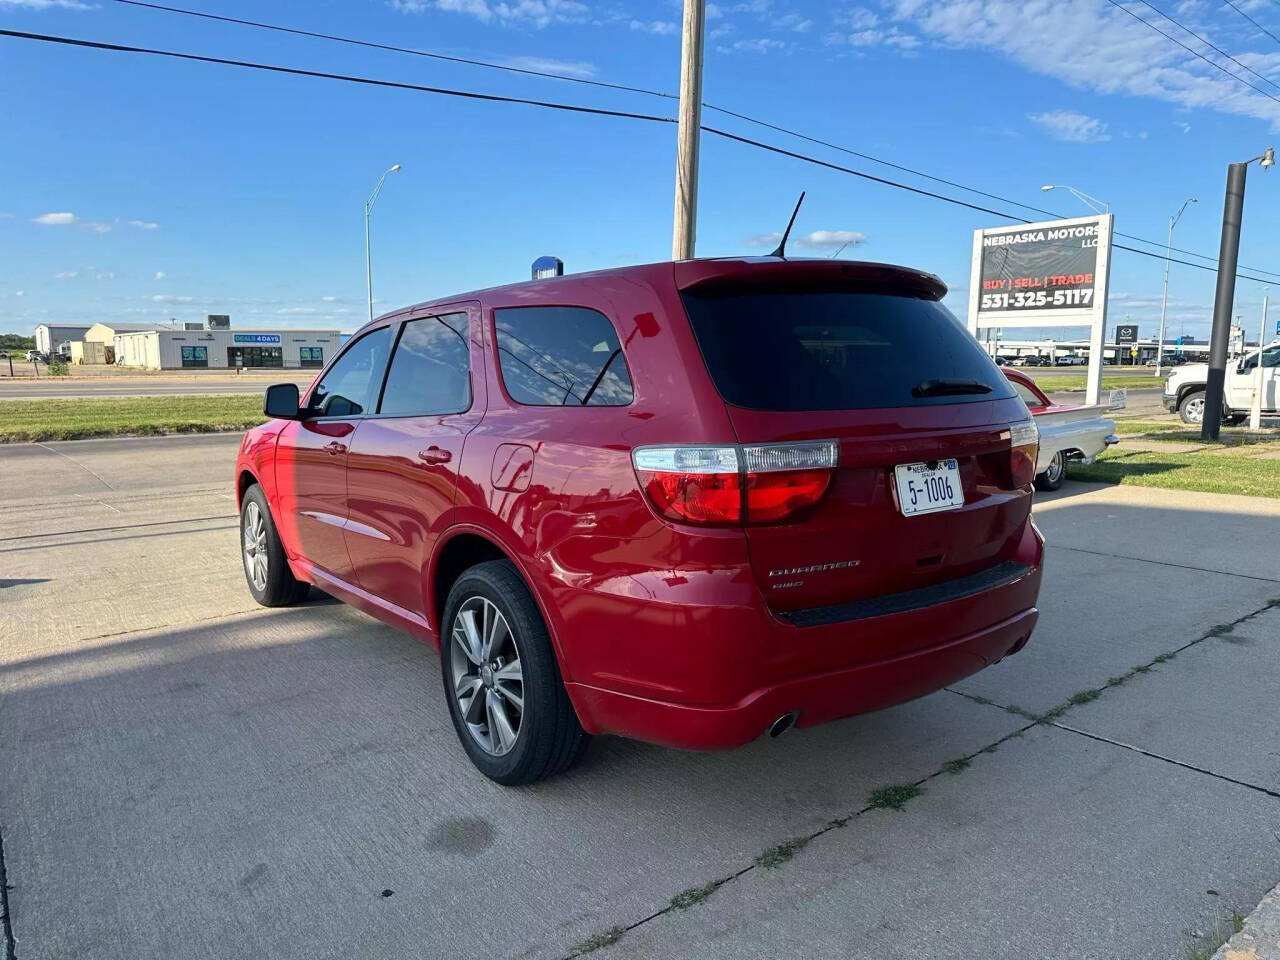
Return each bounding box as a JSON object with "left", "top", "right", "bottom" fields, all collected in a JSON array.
[{"left": 673, "top": 258, "right": 947, "bottom": 300}]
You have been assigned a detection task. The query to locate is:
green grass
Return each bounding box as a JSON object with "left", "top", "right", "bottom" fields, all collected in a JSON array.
[
  {"left": 0, "top": 395, "right": 267, "bottom": 442},
  {"left": 1027, "top": 373, "right": 1161, "bottom": 393},
  {"left": 1112, "top": 420, "right": 1280, "bottom": 443},
  {"left": 570, "top": 926, "right": 626, "bottom": 955},
  {"left": 866, "top": 783, "right": 923, "bottom": 812},
  {"left": 669, "top": 881, "right": 718, "bottom": 911},
  {"left": 754, "top": 836, "right": 809, "bottom": 869},
  {"left": 1070, "top": 444, "right": 1280, "bottom": 499},
  {"left": 941, "top": 757, "right": 971, "bottom": 776}
]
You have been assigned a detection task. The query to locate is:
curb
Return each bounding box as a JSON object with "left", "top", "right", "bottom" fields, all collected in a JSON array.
[{"left": 1213, "top": 883, "right": 1280, "bottom": 960}]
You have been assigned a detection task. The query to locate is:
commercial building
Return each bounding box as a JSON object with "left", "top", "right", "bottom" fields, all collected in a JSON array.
[
  {"left": 68, "top": 322, "right": 159, "bottom": 364},
  {"left": 114, "top": 327, "right": 341, "bottom": 370},
  {"left": 34, "top": 324, "right": 91, "bottom": 355}
]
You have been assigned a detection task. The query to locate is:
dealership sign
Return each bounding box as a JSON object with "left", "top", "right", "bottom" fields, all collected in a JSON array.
[
  {"left": 967, "top": 214, "right": 1114, "bottom": 405},
  {"left": 233, "top": 334, "right": 281, "bottom": 344},
  {"left": 1115, "top": 324, "right": 1138, "bottom": 345}
]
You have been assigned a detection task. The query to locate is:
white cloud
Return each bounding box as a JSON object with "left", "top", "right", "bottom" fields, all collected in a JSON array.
[
  {"left": 54, "top": 270, "right": 78, "bottom": 279},
  {"left": 390, "top": 0, "right": 589, "bottom": 28},
  {"left": 154, "top": 271, "right": 166, "bottom": 280},
  {"left": 500, "top": 55, "right": 596, "bottom": 78},
  {"left": 886, "top": 0, "right": 1280, "bottom": 128},
  {"left": 1177, "top": 121, "right": 1192, "bottom": 134},
  {"left": 748, "top": 228, "right": 868, "bottom": 249},
  {"left": 321, "top": 295, "right": 338, "bottom": 302},
  {"left": 95, "top": 270, "right": 116, "bottom": 280},
  {"left": 0, "top": 0, "right": 92, "bottom": 8},
  {"left": 150, "top": 294, "right": 193, "bottom": 303},
  {"left": 630, "top": 19, "right": 678, "bottom": 35},
  {"left": 774, "top": 12, "right": 811, "bottom": 31},
  {"left": 32, "top": 212, "right": 77, "bottom": 225},
  {"left": 14, "top": 290, "right": 24, "bottom": 297},
  {"left": 85, "top": 221, "right": 112, "bottom": 234},
  {"left": 723, "top": 36, "right": 787, "bottom": 52},
  {"left": 1027, "top": 109, "right": 1111, "bottom": 143},
  {"left": 277, "top": 307, "right": 318, "bottom": 315},
  {"left": 128, "top": 219, "right": 160, "bottom": 230}
]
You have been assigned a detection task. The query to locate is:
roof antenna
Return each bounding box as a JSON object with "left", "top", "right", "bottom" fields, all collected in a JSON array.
[{"left": 768, "top": 191, "right": 805, "bottom": 259}]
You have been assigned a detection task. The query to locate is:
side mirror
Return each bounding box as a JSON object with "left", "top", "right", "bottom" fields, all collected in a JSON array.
[{"left": 264, "top": 382, "right": 302, "bottom": 419}]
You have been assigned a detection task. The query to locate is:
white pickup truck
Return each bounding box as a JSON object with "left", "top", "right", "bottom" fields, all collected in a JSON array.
[
  {"left": 1005, "top": 369, "right": 1120, "bottom": 491},
  {"left": 1162, "top": 343, "right": 1280, "bottom": 424}
]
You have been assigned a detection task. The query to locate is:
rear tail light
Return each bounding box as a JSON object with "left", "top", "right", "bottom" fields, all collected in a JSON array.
[
  {"left": 1008, "top": 419, "right": 1039, "bottom": 488},
  {"left": 633, "top": 441, "right": 838, "bottom": 526}
]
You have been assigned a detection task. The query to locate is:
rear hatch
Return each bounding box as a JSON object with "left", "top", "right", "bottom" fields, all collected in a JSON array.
[{"left": 677, "top": 260, "right": 1033, "bottom": 618}]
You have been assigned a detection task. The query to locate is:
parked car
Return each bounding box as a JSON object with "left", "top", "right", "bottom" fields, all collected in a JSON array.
[
  {"left": 235, "top": 258, "right": 1045, "bottom": 784},
  {"left": 1163, "top": 343, "right": 1280, "bottom": 424},
  {"left": 1010, "top": 356, "right": 1045, "bottom": 367},
  {"left": 24, "top": 350, "right": 46, "bottom": 363},
  {"left": 993, "top": 356, "right": 1008, "bottom": 366},
  {"left": 1005, "top": 369, "right": 1120, "bottom": 490},
  {"left": 1053, "top": 355, "right": 1086, "bottom": 366}
]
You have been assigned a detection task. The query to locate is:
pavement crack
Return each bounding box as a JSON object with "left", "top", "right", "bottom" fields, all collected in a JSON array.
[
  {"left": 33, "top": 442, "right": 116, "bottom": 492},
  {"left": 1047, "top": 722, "right": 1280, "bottom": 800},
  {"left": 1050, "top": 544, "right": 1280, "bottom": 584},
  {"left": 0, "top": 824, "right": 17, "bottom": 960}
]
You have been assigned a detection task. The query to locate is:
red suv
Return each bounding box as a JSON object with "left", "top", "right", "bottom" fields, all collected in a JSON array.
[{"left": 235, "top": 258, "right": 1043, "bottom": 784}]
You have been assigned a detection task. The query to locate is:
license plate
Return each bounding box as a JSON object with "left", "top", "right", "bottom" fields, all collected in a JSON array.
[{"left": 893, "top": 459, "right": 963, "bottom": 516}]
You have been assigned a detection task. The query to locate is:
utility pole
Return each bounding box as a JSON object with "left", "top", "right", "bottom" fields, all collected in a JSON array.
[
  {"left": 1252, "top": 293, "right": 1268, "bottom": 430},
  {"left": 671, "top": 0, "right": 706, "bottom": 261},
  {"left": 1203, "top": 150, "right": 1273, "bottom": 440}
]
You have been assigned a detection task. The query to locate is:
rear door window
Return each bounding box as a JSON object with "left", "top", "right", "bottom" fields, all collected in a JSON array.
[
  {"left": 379, "top": 313, "right": 471, "bottom": 416},
  {"left": 494, "top": 306, "right": 633, "bottom": 406},
  {"left": 681, "top": 289, "right": 1014, "bottom": 410}
]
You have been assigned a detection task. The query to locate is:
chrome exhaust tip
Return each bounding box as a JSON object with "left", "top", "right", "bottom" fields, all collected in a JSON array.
[{"left": 768, "top": 711, "right": 799, "bottom": 738}]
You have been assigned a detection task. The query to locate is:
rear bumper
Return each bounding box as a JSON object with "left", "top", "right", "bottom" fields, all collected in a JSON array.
[
  {"left": 566, "top": 606, "right": 1037, "bottom": 750},
  {"left": 563, "top": 522, "right": 1044, "bottom": 750}
]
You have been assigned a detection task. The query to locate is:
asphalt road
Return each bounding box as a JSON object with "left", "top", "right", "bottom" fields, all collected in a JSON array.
[
  {"left": 0, "top": 373, "right": 315, "bottom": 399},
  {"left": 2, "top": 434, "right": 1278, "bottom": 960}
]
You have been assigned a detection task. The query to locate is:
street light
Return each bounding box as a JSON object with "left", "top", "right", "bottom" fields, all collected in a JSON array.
[
  {"left": 1040, "top": 183, "right": 1110, "bottom": 213},
  {"left": 365, "top": 163, "right": 402, "bottom": 324},
  {"left": 1156, "top": 197, "right": 1196, "bottom": 376},
  {"left": 1202, "top": 147, "right": 1273, "bottom": 441}
]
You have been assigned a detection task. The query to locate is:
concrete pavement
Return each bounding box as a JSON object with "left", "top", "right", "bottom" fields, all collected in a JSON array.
[{"left": 1, "top": 436, "right": 1278, "bottom": 960}]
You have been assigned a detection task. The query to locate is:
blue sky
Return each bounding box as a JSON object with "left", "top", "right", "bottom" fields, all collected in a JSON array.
[{"left": 4, "top": 0, "right": 1280, "bottom": 341}]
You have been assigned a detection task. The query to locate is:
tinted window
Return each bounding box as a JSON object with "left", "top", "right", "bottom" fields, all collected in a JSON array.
[
  {"left": 1243, "top": 346, "right": 1280, "bottom": 372},
  {"left": 495, "top": 306, "right": 633, "bottom": 406},
  {"left": 682, "top": 289, "right": 1015, "bottom": 410},
  {"left": 308, "top": 326, "right": 391, "bottom": 417},
  {"left": 379, "top": 313, "right": 471, "bottom": 416}
]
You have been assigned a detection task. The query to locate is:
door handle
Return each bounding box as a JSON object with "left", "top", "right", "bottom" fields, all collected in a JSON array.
[
  {"left": 323, "top": 440, "right": 347, "bottom": 456},
  {"left": 418, "top": 445, "right": 452, "bottom": 464}
]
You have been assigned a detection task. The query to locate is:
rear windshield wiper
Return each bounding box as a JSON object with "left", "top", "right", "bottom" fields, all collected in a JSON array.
[{"left": 911, "top": 378, "right": 993, "bottom": 398}]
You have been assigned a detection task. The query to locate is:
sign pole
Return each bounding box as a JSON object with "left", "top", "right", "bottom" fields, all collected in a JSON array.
[{"left": 1251, "top": 294, "right": 1267, "bottom": 430}]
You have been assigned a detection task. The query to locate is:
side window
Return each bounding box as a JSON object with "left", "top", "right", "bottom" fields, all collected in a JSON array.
[
  {"left": 379, "top": 313, "right": 471, "bottom": 416},
  {"left": 1263, "top": 346, "right": 1280, "bottom": 369},
  {"left": 308, "top": 326, "right": 391, "bottom": 418},
  {"left": 1012, "top": 381, "right": 1044, "bottom": 408},
  {"left": 494, "top": 306, "right": 634, "bottom": 406}
]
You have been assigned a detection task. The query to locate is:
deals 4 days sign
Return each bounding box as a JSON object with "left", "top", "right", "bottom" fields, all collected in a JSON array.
[{"left": 967, "top": 214, "right": 1112, "bottom": 326}]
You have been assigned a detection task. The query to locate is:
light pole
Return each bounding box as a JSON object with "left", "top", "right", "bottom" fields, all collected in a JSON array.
[
  {"left": 1252, "top": 290, "right": 1268, "bottom": 430},
  {"left": 1202, "top": 147, "right": 1274, "bottom": 441},
  {"left": 1040, "top": 184, "right": 1110, "bottom": 213},
  {"left": 365, "top": 163, "right": 402, "bottom": 324},
  {"left": 1156, "top": 197, "right": 1196, "bottom": 376}
]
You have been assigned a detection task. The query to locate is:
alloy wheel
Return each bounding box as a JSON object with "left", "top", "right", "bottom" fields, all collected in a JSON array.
[
  {"left": 450, "top": 596, "right": 525, "bottom": 756},
  {"left": 1184, "top": 396, "right": 1205, "bottom": 424},
  {"left": 242, "top": 500, "right": 268, "bottom": 591},
  {"left": 1045, "top": 451, "right": 1065, "bottom": 484}
]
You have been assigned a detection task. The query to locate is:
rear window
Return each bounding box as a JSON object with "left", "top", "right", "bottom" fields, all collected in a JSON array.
[
  {"left": 494, "top": 306, "right": 633, "bottom": 406},
  {"left": 681, "top": 289, "right": 1015, "bottom": 410}
]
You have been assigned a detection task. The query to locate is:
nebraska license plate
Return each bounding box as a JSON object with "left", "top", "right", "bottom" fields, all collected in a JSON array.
[{"left": 893, "top": 459, "right": 963, "bottom": 516}]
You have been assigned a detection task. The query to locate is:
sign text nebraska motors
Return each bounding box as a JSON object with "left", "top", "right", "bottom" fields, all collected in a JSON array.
[{"left": 979, "top": 221, "right": 1101, "bottom": 313}]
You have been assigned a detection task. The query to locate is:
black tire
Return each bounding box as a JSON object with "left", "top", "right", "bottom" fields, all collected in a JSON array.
[
  {"left": 240, "top": 484, "right": 310, "bottom": 607},
  {"left": 1178, "top": 389, "right": 1206, "bottom": 425},
  {"left": 1225, "top": 414, "right": 1247, "bottom": 426},
  {"left": 1034, "top": 451, "right": 1067, "bottom": 492},
  {"left": 440, "top": 560, "right": 589, "bottom": 785}
]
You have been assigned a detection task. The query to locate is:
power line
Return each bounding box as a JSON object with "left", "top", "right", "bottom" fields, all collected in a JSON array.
[
  {"left": 1130, "top": 0, "right": 1280, "bottom": 93},
  {"left": 109, "top": 0, "right": 678, "bottom": 103},
  {"left": 4, "top": 26, "right": 1278, "bottom": 286},
  {"left": 1222, "top": 0, "right": 1280, "bottom": 48},
  {"left": 0, "top": 28, "right": 677, "bottom": 125},
  {"left": 102, "top": 0, "right": 1280, "bottom": 278},
  {"left": 1100, "top": 0, "right": 1280, "bottom": 105}
]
